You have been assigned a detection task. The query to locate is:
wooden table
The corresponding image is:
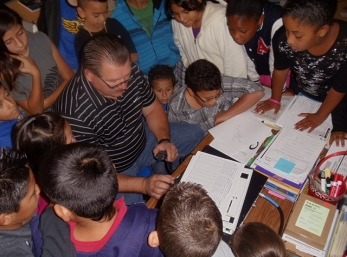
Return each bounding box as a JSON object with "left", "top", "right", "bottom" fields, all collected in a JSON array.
[{"left": 146, "top": 133, "right": 295, "bottom": 234}]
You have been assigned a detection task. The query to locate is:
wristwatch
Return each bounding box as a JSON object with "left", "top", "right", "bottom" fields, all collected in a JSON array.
[{"left": 158, "top": 138, "right": 171, "bottom": 144}]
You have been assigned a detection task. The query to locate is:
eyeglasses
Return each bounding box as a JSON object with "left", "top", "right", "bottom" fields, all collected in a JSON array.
[
  {"left": 97, "top": 73, "right": 134, "bottom": 89},
  {"left": 194, "top": 88, "right": 224, "bottom": 103}
]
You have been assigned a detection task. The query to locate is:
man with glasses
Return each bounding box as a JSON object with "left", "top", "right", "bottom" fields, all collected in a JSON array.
[
  {"left": 168, "top": 59, "right": 264, "bottom": 134},
  {"left": 54, "top": 34, "right": 204, "bottom": 204}
]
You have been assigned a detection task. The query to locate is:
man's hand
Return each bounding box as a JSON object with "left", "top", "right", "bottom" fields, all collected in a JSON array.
[
  {"left": 330, "top": 132, "right": 347, "bottom": 147},
  {"left": 254, "top": 99, "right": 280, "bottom": 115},
  {"left": 142, "top": 174, "right": 175, "bottom": 199},
  {"left": 153, "top": 141, "right": 178, "bottom": 162},
  {"left": 294, "top": 113, "right": 326, "bottom": 133}
]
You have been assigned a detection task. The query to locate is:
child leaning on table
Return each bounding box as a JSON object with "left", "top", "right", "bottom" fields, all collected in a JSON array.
[
  {"left": 167, "top": 59, "right": 264, "bottom": 134},
  {"left": 255, "top": 0, "right": 347, "bottom": 147},
  {"left": 229, "top": 222, "right": 286, "bottom": 257},
  {"left": 0, "top": 148, "right": 41, "bottom": 257},
  {"left": 148, "top": 182, "right": 234, "bottom": 257},
  {"left": 37, "top": 143, "right": 164, "bottom": 257},
  {"left": 148, "top": 65, "right": 176, "bottom": 112}
]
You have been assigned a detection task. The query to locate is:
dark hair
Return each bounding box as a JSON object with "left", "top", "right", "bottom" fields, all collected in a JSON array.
[
  {"left": 12, "top": 113, "right": 66, "bottom": 175},
  {"left": 229, "top": 222, "right": 286, "bottom": 257},
  {"left": 148, "top": 65, "right": 176, "bottom": 88},
  {"left": 0, "top": 6, "right": 22, "bottom": 55},
  {"left": 157, "top": 182, "right": 223, "bottom": 257},
  {"left": 185, "top": 59, "right": 221, "bottom": 92},
  {"left": 0, "top": 52, "right": 20, "bottom": 91},
  {"left": 167, "top": 0, "right": 206, "bottom": 12},
  {"left": 283, "top": 0, "right": 337, "bottom": 28},
  {"left": 226, "top": 0, "right": 267, "bottom": 21},
  {"left": 77, "top": 0, "right": 107, "bottom": 9},
  {"left": 38, "top": 143, "right": 118, "bottom": 221},
  {"left": 80, "top": 34, "right": 130, "bottom": 77},
  {"left": 0, "top": 148, "right": 30, "bottom": 214}
]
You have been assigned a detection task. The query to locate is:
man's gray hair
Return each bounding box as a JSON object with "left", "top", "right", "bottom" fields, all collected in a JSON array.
[{"left": 80, "top": 34, "right": 130, "bottom": 76}]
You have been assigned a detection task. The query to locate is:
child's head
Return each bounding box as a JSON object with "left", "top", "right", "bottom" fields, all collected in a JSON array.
[
  {"left": 38, "top": 143, "right": 118, "bottom": 222},
  {"left": 0, "top": 80, "right": 20, "bottom": 122},
  {"left": 185, "top": 59, "right": 223, "bottom": 108},
  {"left": 149, "top": 182, "right": 223, "bottom": 257},
  {"left": 0, "top": 7, "right": 29, "bottom": 56},
  {"left": 283, "top": 0, "right": 337, "bottom": 52},
  {"left": 168, "top": 0, "right": 206, "bottom": 28},
  {"left": 77, "top": 0, "right": 108, "bottom": 31},
  {"left": 229, "top": 222, "right": 286, "bottom": 257},
  {"left": 226, "top": 0, "right": 267, "bottom": 45},
  {"left": 12, "top": 113, "right": 74, "bottom": 175},
  {"left": 0, "top": 148, "right": 40, "bottom": 230},
  {"left": 148, "top": 65, "right": 175, "bottom": 105}
]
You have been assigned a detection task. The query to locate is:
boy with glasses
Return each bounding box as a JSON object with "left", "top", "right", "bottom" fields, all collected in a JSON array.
[{"left": 168, "top": 59, "right": 264, "bottom": 134}]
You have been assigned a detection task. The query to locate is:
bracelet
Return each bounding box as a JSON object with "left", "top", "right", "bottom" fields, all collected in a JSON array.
[
  {"left": 268, "top": 98, "right": 281, "bottom": 105},
  {"left": 158, "top": 138, "right": 171, "bottom": 144}
]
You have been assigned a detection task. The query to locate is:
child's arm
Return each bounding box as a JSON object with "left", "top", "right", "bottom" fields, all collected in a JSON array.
[
  {"left": 13, "top": 55, "right": 44, "bottom": 114},
  {"left": 39, "top": 206, "right": 76, "bottom": 257},
  {"left": 294, "top": 89, "right": 345, "bottom": 132},
  {"left": 215, "top": 77, "right": 264, "bottom": 125},
  {"left": 43, "top": 41, "right": 74, "bottom": 109}
]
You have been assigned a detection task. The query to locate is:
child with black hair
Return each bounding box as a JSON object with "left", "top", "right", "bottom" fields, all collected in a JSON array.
[
  {"left": 37, "top": 143, "right": 164, "bottom": 256},
  {"left": 255, "top": 0, "right": 347, "bottom": 147},
  {"left": 148, "top": 182, "right": 233, "bottom": 257},
  {"left": 226, "top": 0, "right": 284, "bottom": 86},
  {"left": 75, "top": 0, "right": 138, "bottom": 62},
  {"left": 168, "top": 0, "right": 247, "bottom": 86},
  {"left": 148, "top": 65, "right": 176, "bottom": 112},
  {"left": 168, "top": 59, "right": 264, "bottom": 133},
  {"left": 0, "top": 148, "right": 40, "bottom": 256},
  {"left": 229, "top": 222, "right": 286, "bottom": 257}
]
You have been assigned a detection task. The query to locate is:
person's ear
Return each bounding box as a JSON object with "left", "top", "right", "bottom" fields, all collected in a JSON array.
[
  {"left": 148, "top": 231, "right": 160, "bottom": 248},
  {"left": 317, "top": 24, "right": 329, "bottom": 37},
  {"left": 77, "top": 7, "right": 85, "bottom": 19},
  {"left": 257, "top": 14, "right": 264, "bottom": 28},
  {"left": 0, "top": 213, "right": 13, "bottom": 226},
  {"left": 84, "top": 69, "right": 94, "bottom": 83},
  {"left": 186, "top": 87, "right": 194, "bottom": 97},
  {"left": 53, "top": 204, "right": 73, "bottom": 223}
]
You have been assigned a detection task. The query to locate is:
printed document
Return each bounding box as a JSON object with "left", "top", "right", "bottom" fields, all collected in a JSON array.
[{"left": 181, "top": 151, "right": 252, "bottom": 234}]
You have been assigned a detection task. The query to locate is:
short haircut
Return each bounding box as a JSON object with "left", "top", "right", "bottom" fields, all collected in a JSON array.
[
  {"left": 12, "top": 113, "right": 66, "bottom": 176},
  {"left": 229, "top": 222, "right": 286, "bottom": 257},
  {"left": 283, "top": 0, "right": 337, "bottom": 28},
  {"left": 77, "top": 0, "right": 107, "bottom": 9},
  {"left": 185, "top": 59, "right": 222, "bottom": 92},
  {"left": 226, "top": 0, "right": 267, "bottom": 21},
  {"left": 156, "top": 182, "right": 223, "bottom": 257},
  {"left": 0, "top": 148, "right": 30, "bottom": 214},
  {"left": 80, "top": 34, "right": 130, "bottom": 77},
  {"left": 38, "top": 143, "right": 118, "bottom": 221},
  {"left": 148, "top": 65, "right": 176, "bottom": 88}
]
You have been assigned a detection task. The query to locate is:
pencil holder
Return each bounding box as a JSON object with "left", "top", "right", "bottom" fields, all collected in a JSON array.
[{"left": 307, "top": 151, "right": 347, "bottom": 205}]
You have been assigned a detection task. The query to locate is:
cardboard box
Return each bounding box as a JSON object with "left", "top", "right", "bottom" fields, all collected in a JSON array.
[{"left": 282, "top": 194, "right": 337, "bottom": 256}]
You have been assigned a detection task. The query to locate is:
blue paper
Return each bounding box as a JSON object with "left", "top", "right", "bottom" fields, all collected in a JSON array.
[{"left": 274, "top": 158, "right": 295, "bottom": 174}]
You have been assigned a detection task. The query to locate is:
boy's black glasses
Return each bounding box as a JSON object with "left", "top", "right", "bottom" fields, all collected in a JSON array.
[
  {"left": 97, "top": 73, "right": 134, "bottom": 89},
  {"left": 194, "top": 88, "right": 224, "bottom": 103}
]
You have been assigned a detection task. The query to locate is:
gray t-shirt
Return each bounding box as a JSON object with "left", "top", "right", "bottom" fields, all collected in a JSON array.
[
  {"left": 12, "top": 31, "right": 62, "bottom": 111},
  {"left": 0, "top": 222, "right": 34, "bottom": 257}
]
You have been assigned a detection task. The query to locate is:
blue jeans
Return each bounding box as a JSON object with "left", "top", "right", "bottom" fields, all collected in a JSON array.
[{"left": 117, "top": 122, "right": 204, "bottom": 205}]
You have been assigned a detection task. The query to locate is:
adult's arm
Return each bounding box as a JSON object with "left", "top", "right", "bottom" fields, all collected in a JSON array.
[
  {"left": 13, "top": 55, "right": 44, "bottom": 114},
  {"left": 43, "top": 41, "right": 74, "bottom": 109},
  {"left": 142, "top": 99, "right": 178, "bottom": 161}
]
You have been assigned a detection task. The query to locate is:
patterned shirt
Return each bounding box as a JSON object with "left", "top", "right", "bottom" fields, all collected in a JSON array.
[
  {"left": 54, "top": 63, "right": 155, "bottom": 172},
  {"left": 273, "top": 20, "right": 347, "bottom": 101},
  {"left": 168, "top": 77, "right": 263, "bottom": 133}
]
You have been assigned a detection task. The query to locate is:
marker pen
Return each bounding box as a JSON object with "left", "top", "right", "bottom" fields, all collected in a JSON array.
[{"left": 320, "top": 171, "right": 327, "bottom": 193}]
